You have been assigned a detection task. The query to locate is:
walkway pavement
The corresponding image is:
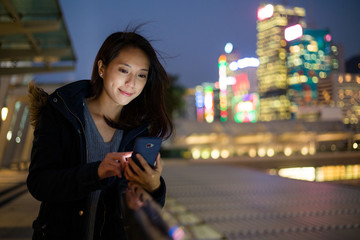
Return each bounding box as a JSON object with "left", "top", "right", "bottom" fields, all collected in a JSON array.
[
  {"left": 1, "top": 160, "right": 360, "bottom": 240},
  {"left": 162, "top": 160, "right": 360, "bottom": 240},
  {"left": 0, "top": 169, "right": 39, "bottom": 240}
]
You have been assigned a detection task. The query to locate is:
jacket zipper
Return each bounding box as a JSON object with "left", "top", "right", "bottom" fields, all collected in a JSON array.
[
  {"left": 56, "top": 93, "right": 108, "bottom": 238},
  {"left": 56, "top": 93, "right": 97, "bottom": 237},
  {"left": 56, "top": 92, "right": 88, "bottom": 163}
]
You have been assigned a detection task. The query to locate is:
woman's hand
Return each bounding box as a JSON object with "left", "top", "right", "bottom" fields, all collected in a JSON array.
[
  {"left": 124, "top": 153, "right": 163, "bottom": 193},
  {"left": 98, "top": 152, "right": 132, "bottom": 180}
]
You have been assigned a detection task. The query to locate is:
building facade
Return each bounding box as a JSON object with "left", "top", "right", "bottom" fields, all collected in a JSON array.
[
  {"left": 256, "top": 4, "right": 306, "bottom": 121},
  {"left": 335, "top": 73, "right": 360, "bottom": 126}
]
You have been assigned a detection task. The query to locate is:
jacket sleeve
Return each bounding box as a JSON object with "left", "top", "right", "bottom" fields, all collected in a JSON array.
[
  {"left": 150, "top": 176, "right": 166, "bottom": 207},
  {"left": 27, "top": 104, "right": 103, "bottom": 203}
]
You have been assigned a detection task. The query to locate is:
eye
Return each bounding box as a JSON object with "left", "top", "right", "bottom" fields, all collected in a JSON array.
[
  {"left": 138, "top": 73, "right": 148, "bottom": 79},
  {"left": 119, "top": 68, "right": 128, "bottom": 73}
]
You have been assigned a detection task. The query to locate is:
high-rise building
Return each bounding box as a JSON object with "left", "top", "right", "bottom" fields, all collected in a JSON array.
[
  {"left": 256, "top": 4, "right": 306, "bottom": 121},
  {"left": 287, "top": 29, "right": 333, "bottom": 110},
  {"left": 335, "top": 73, "right": 360, "bottom": 126},
  {"left": 346, "top": 55, "right": 360, "bottom": 74},
  {"left": 316, "top": 43, "right": 343, "bottom": 107}
]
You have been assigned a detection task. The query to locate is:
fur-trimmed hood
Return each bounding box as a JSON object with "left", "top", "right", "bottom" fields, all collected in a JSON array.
[
  {"left": 28, "top": 81, "right": 49, "bottom": 127},
  {"left": 28, "top": 80, "right": 90, "bottom": 128}
]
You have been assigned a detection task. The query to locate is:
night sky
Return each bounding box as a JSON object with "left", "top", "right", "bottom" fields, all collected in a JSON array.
[{"left": 35, "top": 0, "right": 360, "bottom": 88}]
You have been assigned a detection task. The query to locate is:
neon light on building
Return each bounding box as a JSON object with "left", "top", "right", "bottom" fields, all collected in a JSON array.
[
  {"left": 217, "top": 43, "right": 260, "bottom": 122},
  {"left": 218, "top": 55, "right": 227, "bottom": 91},
  {"left": 325, "top": 34, "right": 332, "bottom": 42},
  {"left": 229, "top": 57, "right": 260, "bottom": 71},
  {"left": 284, "top": 24, "right": 303, "bottom": 41},
  {"left": 204, "top": 85, "right": 214, "bottom": 123},
  {"left": 232, "top": 93, "right": 259, "bottom": 123},
  {"left": 195, "top": 86, "right": 204, "bottom": 122},
  {"left": 232, "top": 73, "right": 250, "bottom": 96},
  {"left": 257, "top": 4, "right": 274, "bottom": 21},
  {"left": 218, "top": 54, "right": 228, "bottom": 122}
]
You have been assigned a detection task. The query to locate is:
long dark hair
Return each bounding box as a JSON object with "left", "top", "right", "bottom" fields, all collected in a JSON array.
[{"left": 90, "top": 30, "right": 174, "bottom": 139}]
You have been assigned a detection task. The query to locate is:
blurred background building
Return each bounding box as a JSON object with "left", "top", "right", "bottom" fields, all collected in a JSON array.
[
  {"left": 0, "top": 0, "right": 76, "bottom": 168},
  {"left": 257, "top": 4, "right": 306, "bottom": 121},
  {"left": 0, "top": 1, "right": 360, "bottom": 184},
  {"left": 176, "top": 2, "right": 360, "bottom": 183},
  {"left": 0, "top": 2, "right": 359, "bottom": 240}
]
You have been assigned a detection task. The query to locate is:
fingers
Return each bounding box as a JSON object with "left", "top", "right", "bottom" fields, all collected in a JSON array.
[
  {"left": 136, "top": 153, "right": 153, "bottom": 171},
  {"left": 108, "top": 152, "right": 132, "bottom": 170},
  {"left": 124, "top": 154, "right": 162, "bottom": 192},
  {"left": 124, "top": 156, "right": 142, "bottom": 179},
  {"left": 98, "top": 158, "right": 122, "bottom": 180},
  {"left": 110, "top": 152, "right": 132, "bottom": 165},
  {"left": 154, "top": 153, "right": 162, "bottom": 172},
  {"left": 124, "top": 162, "right": 141, "bottom": 184},
  {"left": 97, "top": 152, "right": 132, "bottom": 180}
]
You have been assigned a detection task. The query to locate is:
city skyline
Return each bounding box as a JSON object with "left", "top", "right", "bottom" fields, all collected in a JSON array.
[{"left": 35, "top": 0, "right": 360, "bottom": 88}]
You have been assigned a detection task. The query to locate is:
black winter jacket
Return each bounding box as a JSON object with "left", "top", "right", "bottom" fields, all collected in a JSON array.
[{"left": 27, "top": 80, "right": 166, "bottom": 240}]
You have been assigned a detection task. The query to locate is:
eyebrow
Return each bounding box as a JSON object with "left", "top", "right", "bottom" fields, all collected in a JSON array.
[{"left": 119, "top": 63, "right": 149, "bottom": 72}]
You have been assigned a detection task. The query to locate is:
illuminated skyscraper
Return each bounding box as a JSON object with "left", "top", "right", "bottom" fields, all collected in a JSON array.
[
  {"left": 316, "top": 43, "right": 344, "bottom": 107},
  {"left": 287, "top": 29, "right": 333, "bottom": 110},
  {"left": 256, "top": 4, "right": 306, "bottom": 121},
  {"left": 336, "top": 73, "right": 360, "bottom": 125}
]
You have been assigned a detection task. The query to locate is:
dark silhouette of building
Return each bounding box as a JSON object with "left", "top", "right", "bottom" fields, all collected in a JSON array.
[{"left": 346, "top": 55, "right": 360, "bottom": 73}]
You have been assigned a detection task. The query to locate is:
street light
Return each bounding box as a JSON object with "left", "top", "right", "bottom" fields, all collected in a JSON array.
[{"left": 1, "top": 107, "right": 8, "bottom": 121}]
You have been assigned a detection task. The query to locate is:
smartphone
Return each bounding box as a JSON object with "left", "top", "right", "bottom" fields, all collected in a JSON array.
[{"left": 131, "top": 137, "right": 162, "bottom": 170}]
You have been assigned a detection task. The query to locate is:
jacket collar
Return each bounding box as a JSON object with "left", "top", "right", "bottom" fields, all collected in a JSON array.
[
  {"left": 48, "top": 80, "right": 150, "bottom": 146},
  {"left": 48, "top": 80, "right": 90, "bottom": 127}
]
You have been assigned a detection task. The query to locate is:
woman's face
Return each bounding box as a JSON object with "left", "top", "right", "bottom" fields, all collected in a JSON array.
[{"left": 99, "top": 46, "right": 150, "bottom": 107}]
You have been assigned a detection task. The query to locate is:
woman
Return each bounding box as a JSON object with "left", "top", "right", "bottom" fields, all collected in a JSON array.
[{"left": 27, "top": 30, "right": 174, "bottom": 240}]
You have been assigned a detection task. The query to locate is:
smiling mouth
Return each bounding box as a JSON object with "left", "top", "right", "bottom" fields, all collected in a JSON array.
[{"left": 119, "top": 89, "right": 132, "bottom": 97}]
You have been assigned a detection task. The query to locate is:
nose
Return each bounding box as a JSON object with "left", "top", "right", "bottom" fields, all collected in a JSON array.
[{"left": 125, "top": 74, "right": 136, "bottom": 87}]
